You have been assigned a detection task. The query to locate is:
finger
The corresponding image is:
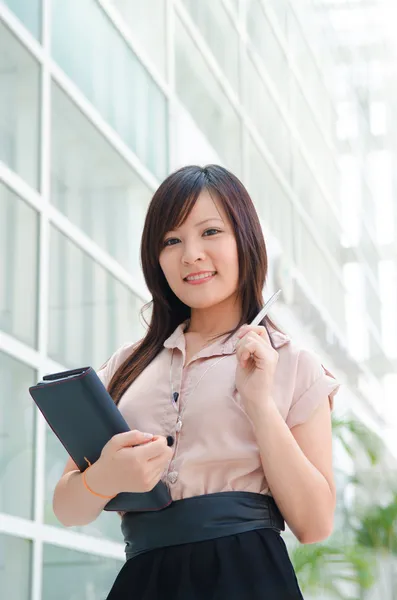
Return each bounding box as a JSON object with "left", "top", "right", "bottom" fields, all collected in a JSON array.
[
  {"left": 237, "top": 325, "right": 269, "bottom": 339},
  {"left": 235, "top": 330, "right": 261, "bottom": 352},
  {"left": 111, "top": 429, "right": 154, "bottom": 449},
  {"left": 148, "top": 448, "right": 172, "bottom": 468},
  {"left": 236, "top": 340, "right": 257, "bottom": 365},
  {"left": 134, "top": 436, "right": 168, "bottom": 460}
]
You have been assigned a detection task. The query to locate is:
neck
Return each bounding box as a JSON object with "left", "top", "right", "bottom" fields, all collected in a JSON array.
[{"left": 186, "top": 299, "right": 242, "bottom": 339}]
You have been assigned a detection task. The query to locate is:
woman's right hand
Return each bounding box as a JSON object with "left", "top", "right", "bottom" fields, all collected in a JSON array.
[{"left": 86, "top": 430, "right": 173, "bottom": 497}]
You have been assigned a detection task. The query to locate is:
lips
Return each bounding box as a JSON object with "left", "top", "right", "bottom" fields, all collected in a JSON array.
[
  {"left": 183, "top": 271, "right": 217, "bottom": 282},
  {"left": 183, "top": 271, "right": 217, "bottom": 284}
]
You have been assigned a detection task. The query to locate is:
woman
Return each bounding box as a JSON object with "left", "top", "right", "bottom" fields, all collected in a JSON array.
[{"left": 53, "top": 165, "right": 340, "bottom": 599}]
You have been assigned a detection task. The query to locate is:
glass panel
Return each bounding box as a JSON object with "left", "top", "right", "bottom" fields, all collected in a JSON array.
[
  {"left": 108, "top": 0, "right": 167, "bottom": 76},
  {"left": 51, "top": 0, "right": 168, "bottom": 179},
  {"left": 289, "top": 78, "right": 339, "bottom": 206},
  {"left": 0, "top": 184, "right": 39, "bottom": 347},
  {"left": 48, "top": 227, "right": 145, "bottom": 369},
  {"left": 246, "top": 137, "right": 294, "bottom": 263},
  {"left": 243, "top": 55, "right": 290, "bottom": 180},
  {"left": 266, "top": 0, "right": 289, "bottom": 33},
  {"left": 4, "top": 0, "right": 42, "bottom": 39},
  {"left": 51, "top": 83, "right": 152, "bottom": 284},
  {"left": 296, "top": 217, "right": 345, "bottom": 331},
  {"left": 291, "top": 143, "right": 341, "bottom": 263},
  {"left": 0, "top": 352, "right": 35, "bottom": 519},
  {"left": 42, "top": 544, "right": 123, "bottom": 600},
  {"left": 246, "top": 0, "right": 289, "bottom": 99},
  {"left": 182, "top": 0, "right": 239, "bottom": 93},
  {"left": 175, "top": 16, "right": 241, "bottom": 175},
  {"left": 0, "top": 21, "right": 40, "bottom": 189},
  {"left": 0, "top": 534, "right": 31, "bottom": 599},
  {"left": 286, "top": 9, "right": 335, "bottom": 140},
  {"left": 44, "top": 424, "right": 122, "bottom": 541}
]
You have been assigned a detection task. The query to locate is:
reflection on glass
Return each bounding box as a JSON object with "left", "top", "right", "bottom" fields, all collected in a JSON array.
[
  {"left": 246, "top": 137, "right": 294, "bottom": 263},
  {"left": 296, "top": 216, "right": 345, "bottom": 330},
  {"left": 0, "top": 352, "right": 35, "bottom": 519},
  {"left": 42, "top": 544, "right": 123, "bottom": 600},
  {"left": 246, "top": 0, "right": 288, "bottom": 99},
  {"left": 0, "top": 21, "right": 41, "bottom": 189},
  {"left": 175, "top": 16, "right": 241, "bottom": 175},
  {"left": 51, "top": 0, "right": 168, "bottom": 179},
  {"left": 0, "top": 534, "right": 31, "bottom": 599},
  {"left": 182, "top": 0, "right": 239, "bottom": 92},
  {"left": 0, "top": 184, "right": 39, "bottom": 347},
  {"left": 4, "top": 0, "right": 42, "bottom": 39},
  {"left": 51, "top": 83, "right": 152, "bottom": 283},
  {"left": 291, "top": 142, "right": 341, "bottom": 262},
  {"left": 44, "top": 423, "right": 122, "bottom": 541},
  {"left": 48, "top": 228, "right": 145, "bottom": 370},
  {"left": 289, "top": 78, "right": 338, "bottom": 205},
  {"left": 243, "top": 55, "right": 290, "bottom": 179},
  {"left": 108, "top": 0, "right": 167, "bottom": 76}
]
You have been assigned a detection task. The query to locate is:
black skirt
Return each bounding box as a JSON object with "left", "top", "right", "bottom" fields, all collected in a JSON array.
[{"left": 105, "top": 528, "right": 304, "bottom": 600}]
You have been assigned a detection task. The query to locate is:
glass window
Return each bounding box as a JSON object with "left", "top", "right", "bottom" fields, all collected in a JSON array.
[
  {"left": 291, "top": 143, "right": 341, "bottom": 263},
  {"left": 0, "top": 534, "right": 31, "bottom": 599},
  {"left": 246, "top": 137, "right": 294, "bottom": 263},
  {"left": 42, "top": 544, "right": 123, "bottom": 600},
  {"left": 0, "top": 352, "right": 36, "bottom": 519},
  {"left": 0, "top": 184, "right": 39, "bottom": 347},
  {"left": 0, "top": 21, "right": 40, "bottom": 189},
  {"left": 243, "top": 55, "right": 290, "bottom": 179},
  {"left": 175, "top": 16, "right": 241, "bottom": 175},
  {"left": 246, "top": 0, "right": 289, "bottom": 99},
  {"left": 289, "top": 77, "right": 339, "bottom": 206},
  {"left": 51, "top": 0, "right": 168, "bottom": 180},
  {"left": 48, "top": 227, "right": 146, "bottom": 370},
  {"left": 108, "top": 0, "right": 167, "bottom": 77},
  {"left": 297, "top": 217, "right": 345, "bottom": 331},
  {"left": 51, "top": 83, "right": 152, "bottom": 285},
  {"left": 267, "top": 0, "right": 289, "bottom": 33},
  {"left": 286, "top": 10, "right": 334, "bottom": 140},
  {"left": 44, "top": 424, "right": 122, "bottom": 541},
  {"left": 3, "top": 0, "right": 42, "bottom": 39},
  {"left": 182, "top": 0, "right": 240, "bottom": 93}
]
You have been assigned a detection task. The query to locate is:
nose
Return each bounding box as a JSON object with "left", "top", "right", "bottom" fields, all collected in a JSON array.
[{"left": 181, "top": 240, "right": 206, "bottom": 265}]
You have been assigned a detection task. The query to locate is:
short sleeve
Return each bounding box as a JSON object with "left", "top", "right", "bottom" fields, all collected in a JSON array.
[{"left": 286, "top": 349, "right": 340, "bottom": 429}]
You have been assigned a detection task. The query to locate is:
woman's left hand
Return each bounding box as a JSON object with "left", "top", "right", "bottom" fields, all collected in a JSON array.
[{"left": 235, "top": 325, "right": 279, "bottom": 409}]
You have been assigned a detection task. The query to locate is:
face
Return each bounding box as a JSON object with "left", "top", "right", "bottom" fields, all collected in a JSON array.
[{"left": 159, "top": 190, "right": 240, "bottom": 311}]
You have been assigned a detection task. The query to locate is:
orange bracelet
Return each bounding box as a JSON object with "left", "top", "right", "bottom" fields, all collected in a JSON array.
[{"left": 82, "top": 457, "right": 117, "bottom": 500}]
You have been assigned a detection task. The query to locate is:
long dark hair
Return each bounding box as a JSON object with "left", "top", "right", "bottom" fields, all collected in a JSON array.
[{"left": 108, "top": 164, "right": 280, "bottom": 404}]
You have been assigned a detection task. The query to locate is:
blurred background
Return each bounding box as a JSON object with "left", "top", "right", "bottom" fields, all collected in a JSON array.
[{"left": 0, "top": 0, "right": 396, "bottom": 598}]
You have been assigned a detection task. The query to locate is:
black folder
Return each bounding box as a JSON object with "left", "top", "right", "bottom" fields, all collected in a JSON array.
[{"left": 29, "top": 366, "right": 172, "bottom": 512}]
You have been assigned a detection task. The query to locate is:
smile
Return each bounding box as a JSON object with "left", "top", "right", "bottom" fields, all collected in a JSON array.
[{"left": 184, "top": 272, "right": 217, "bottom": 284}]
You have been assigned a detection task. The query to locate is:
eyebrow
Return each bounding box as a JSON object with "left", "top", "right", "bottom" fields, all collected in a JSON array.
[{"left": 194, "top": 218, "right": 224, "bottom": 227}]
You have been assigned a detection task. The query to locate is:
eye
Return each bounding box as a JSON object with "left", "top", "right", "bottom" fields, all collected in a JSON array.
[
  {"left": 162, "top": 229, "right": 221, "bottom": 247},
  {"left": 203, "top": 228, "right": 221, "bottom": 236},
  {"left": 163, "top": 237, "right": 179, "bottom": 247}
]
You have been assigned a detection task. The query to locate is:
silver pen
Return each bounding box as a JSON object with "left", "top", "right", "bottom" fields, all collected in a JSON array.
[{"left": 250, "top": 290, "right": 282, "bottom": 326}]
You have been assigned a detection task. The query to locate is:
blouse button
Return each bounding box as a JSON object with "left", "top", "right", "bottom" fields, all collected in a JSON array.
[
  {"left": 167, "top": 471, "right": 179, "bottom": 484},
  {"left": 175, "top": 418, "right": 182, "bottom": 432}
]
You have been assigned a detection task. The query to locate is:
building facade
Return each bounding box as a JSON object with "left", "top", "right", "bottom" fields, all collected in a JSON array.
[{"left": 0, "top": 0, "right": 396, "bottom": 598}]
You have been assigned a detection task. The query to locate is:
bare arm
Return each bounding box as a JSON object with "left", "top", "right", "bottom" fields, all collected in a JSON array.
[
  {"left": 53, "top": 431, "right": 173, "bottom": 527},
  {"left": 53, "top": 457, "right": 112, "bottom": 527},
  {"left": 248, "top": 397, "right": 336, "bottom": 544}
]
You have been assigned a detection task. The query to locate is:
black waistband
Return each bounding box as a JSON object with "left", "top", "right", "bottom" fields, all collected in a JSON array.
[{"left": 121, "top": 491, "right": 285, "bottom": 560}]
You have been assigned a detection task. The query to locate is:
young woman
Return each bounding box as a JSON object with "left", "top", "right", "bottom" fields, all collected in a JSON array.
[{"left": 53, "top": 165, "right": 340, "bottom": 599}]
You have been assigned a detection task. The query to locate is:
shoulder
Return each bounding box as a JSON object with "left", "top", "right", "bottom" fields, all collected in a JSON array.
[
  {"left": 97, "top": 340, "right": 141, "bottom": 388},
  {"left": 274, "top": 335, "right": 341, "bottom": 428}
]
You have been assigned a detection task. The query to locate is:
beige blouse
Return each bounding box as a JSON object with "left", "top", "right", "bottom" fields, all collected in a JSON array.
[{"left": 97, "top": 321, "right": 340, "bottom": 500}]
